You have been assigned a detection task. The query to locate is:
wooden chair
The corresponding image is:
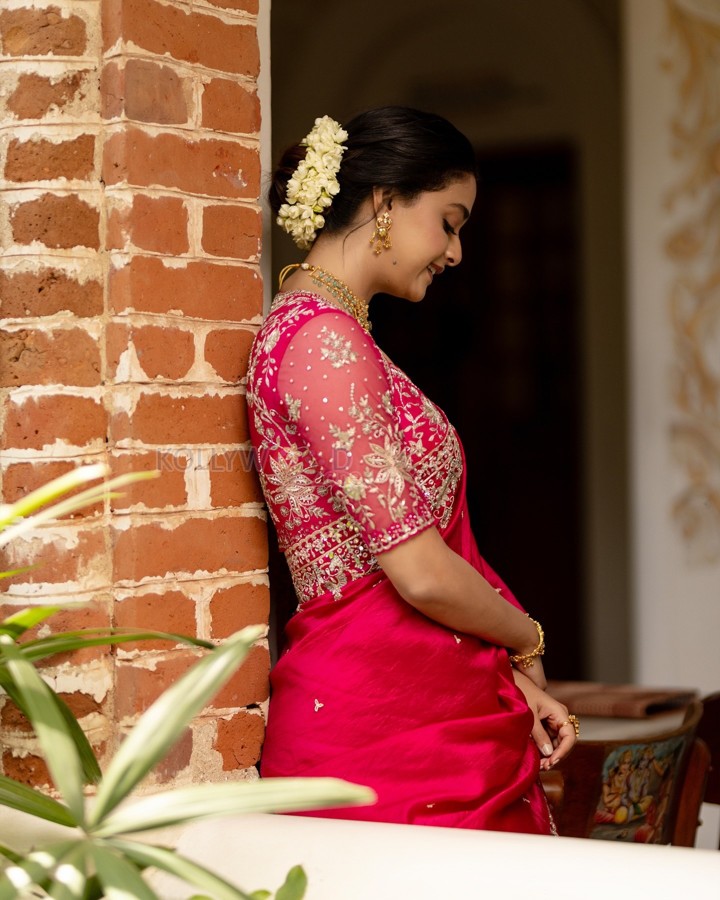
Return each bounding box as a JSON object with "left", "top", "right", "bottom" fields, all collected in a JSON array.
[
  {"left": 696, "top": 691, "right": 720, "bottom": 848},
  {"left": 553, "top": 700, "right": 709, "bottom": 845}
]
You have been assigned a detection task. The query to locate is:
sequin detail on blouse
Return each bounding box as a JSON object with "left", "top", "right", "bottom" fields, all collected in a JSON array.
[{"left": 246, "top": 291, "right": 463, "bottom": 606}]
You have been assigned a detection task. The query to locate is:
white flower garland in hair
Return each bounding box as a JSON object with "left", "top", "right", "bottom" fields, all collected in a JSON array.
[{"left": 277, "top": 115, "right": 348, "bottom": 250}]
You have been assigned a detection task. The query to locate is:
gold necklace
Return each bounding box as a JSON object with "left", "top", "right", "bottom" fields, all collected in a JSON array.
[{"left": 278, "top": 263, "right": 371, "bottom": 332}]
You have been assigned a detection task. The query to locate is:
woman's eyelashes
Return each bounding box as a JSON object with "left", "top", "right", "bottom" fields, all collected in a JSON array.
[{"left": 443, "top": 219, "right": 458, "bottom": 236}]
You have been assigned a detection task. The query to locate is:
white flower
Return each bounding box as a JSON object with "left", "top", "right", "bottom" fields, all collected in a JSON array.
[{"left": 277, "top": 115, "right": 348, "bottom": 250}]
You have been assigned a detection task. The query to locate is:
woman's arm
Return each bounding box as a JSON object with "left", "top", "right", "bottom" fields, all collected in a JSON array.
[{"left": 376, "top": 526, "right": 547, "bottom": 689}]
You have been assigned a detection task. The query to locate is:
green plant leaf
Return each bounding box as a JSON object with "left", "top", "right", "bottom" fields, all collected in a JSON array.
[
  {"left": 0, "top": 464, "right": 108, "bottom": 527},
  {"left": 45, "top": 843, "right": 89, "bottom": 900},
  {"left": 88, "top": 626, "right": 265, "bottom": 827},
  {"left": 0, "top": 567, "right": 36, "bottom": 582},
  {"left": 109, "top": 839, "right": 258, "bottom": 900},
  {"left": 0, "top": 773, "right": 78, "bottom": 828},
  {"left": 0, "top": 604, "right": 61, "bottom": 639},
  {"left": 90, "top": 843, "right": 160, "bottom": 900},
  {"left": 0, "top": 468, "right": 158, "bottom": 548},
  {"left": 0, "top": 839, "right": 78, "bottom": 900},
  {"left": 275, "top": 865, "right": 307, "bottom": 900},
  {"left": 20, "top": 628, "right": 213, "bottom": 662},
  {"left": 92, "top": 778, "right": 376, "bottom": 837},
  {"left": 0, "top": 636, "right": 85, "bottom": 825},
  {"left": 0, "top": 844, "right": 22, "bottom": 865}
]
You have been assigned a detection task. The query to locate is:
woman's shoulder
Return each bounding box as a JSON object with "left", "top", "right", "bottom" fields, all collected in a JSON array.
[{"left": 248, "top": 290, "right": 381, "bottom": 389}]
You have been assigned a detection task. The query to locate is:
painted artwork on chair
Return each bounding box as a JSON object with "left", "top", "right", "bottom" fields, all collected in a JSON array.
[{"left": 590, "top": 736, "right": 685, "bottom": 843}]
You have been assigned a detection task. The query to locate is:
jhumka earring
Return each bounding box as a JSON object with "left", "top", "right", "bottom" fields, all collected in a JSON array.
[{"left": 370, "top": 211, "right": 392, "bottom": 254}]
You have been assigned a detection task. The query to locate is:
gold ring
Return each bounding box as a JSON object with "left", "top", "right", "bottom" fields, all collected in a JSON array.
[{"left": 560, "top": 714, "right": 580, "bottom": 737}]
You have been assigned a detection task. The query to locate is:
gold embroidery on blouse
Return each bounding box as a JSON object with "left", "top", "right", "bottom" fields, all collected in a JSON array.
[
  {"left": 319, "top": 326, "right": 359, "bottom": 368},
  {"left": 246, "top": 291, "right": 465, "bottom": 606}
]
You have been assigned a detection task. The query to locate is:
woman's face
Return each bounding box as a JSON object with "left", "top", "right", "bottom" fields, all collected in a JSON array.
[{"left": 376, "top": 173, "right": 476, "bottom": 302}]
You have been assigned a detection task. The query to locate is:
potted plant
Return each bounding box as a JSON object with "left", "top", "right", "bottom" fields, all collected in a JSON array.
[{"left": 0, "top": 466, "right": 374, "bottom": 898}]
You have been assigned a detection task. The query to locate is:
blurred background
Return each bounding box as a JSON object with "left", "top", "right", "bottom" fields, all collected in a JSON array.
[
  {"left": 270, "top": 0, "right": 626, "bottom": 682},
  {"left": 267, "top": 0, "right": 720, "bottom": 692}
]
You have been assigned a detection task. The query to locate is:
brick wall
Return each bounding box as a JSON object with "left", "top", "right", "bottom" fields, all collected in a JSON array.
[{"left": 0, "top": 0, "right": 268, "bottom": 788}]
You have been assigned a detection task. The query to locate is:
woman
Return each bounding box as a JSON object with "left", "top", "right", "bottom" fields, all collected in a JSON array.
[{"left": 247, "top": 107, "right": 578, "bottom": 834}]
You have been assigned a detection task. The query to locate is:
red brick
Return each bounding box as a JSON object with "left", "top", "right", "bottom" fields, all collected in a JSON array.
[
  {"left": 100, "top": 60, "right": 123, "bottom": 120},
  {"left": 2, "top": 394, "right": 107, "bottom": 451},
  {"left": 102, "top": 0, "right": 259, "bottom": 77},
  {"left": 112, "top": 391, "right": 246, "bottom": 445},
  {"left": 108, "top": 195, "right": 189, "bottom": 255},
  {"left": 202, "top": 205, "right": 260, "bottom": 260},
  {"left": 2, "top": 753, "right": 52, "bottom": 789},
  {"left": 155, "top": 726, "right": 192, "bottom": 782},
  {"left": 0, "top": 7, "right": 87, "bottom": 57},
  {"left": 211, "top": 644, "right": 269, "bottom": 709},
  {"left": 108, "top": 256, "right": 261, "bottom": 322},
  {"left": 115, "top": 590, "right": 196, "bottom": 650},
  {"left": 206, "top": 0, "right": 259, "bottom": 11},
  {"left": 0, "top": 327, "right": 101, "bottom": 387},
  {"left": 2, "top": 460, "right": 103, "bottom": 518},
  {"left": 10, "top": 194, "right": 99, "bottom": 250},
  {"left": 123, "top": 58, "right": 189, "bottom": 125},
  {"left": 112, "top": 514, "right": 267, "bottom": 582},
  {"left": 209, "top": 450, "right": 263, "bottom": 507},
  {"left": 109, "top": 450, "right": 188, "bottom": 511},
  {"left": 209, "top": 582, "right": 269, "bottom": 639},
  {"left": 34, "top": 602, "right": 112, "bottom": 665},
  {"left": 58, "top": 692, "right": 103, "bottom": 719},
  {"left": 214, "top": 710, "right": 264, "bottom": 770},
  {"left": 0, "top": 268, "right": 103, "bottom": 318},
  {"left": 129, "top": 194, "right": 188, "bottom": 255},
  {"left": 5, "top": 135, "right": 95, "bottom": 183},
  {"left": 107, "top": 322, "right": 194, "bottom": 380},
  {"left": 202, "top": 79, "right": 260, "bottom": 135},
  {"left": 135, "top": 324, "right": 194, "bottom": 379},
  {"left": 7, "top": 72, "right": 86, "bottom": 119},
  {"left": 1, "top": 528, "right": 108, "bottom": 595},
  {"left": 115, "top": 652, "right": 201, "bottom": 718},
  {"left": 204, "top": 327, "right": 255, "bottom": 383},
  {"left": 103, "top": 129, "right": 260, "bottom": 199},
  {"left": 1, "top": 699, "right": 33, "bottom": 733}
]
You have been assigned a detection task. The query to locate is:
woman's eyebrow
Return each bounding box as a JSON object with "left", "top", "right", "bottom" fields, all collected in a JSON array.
[{"left": 449, "top": 203, "right": 471, "bottom": 221}]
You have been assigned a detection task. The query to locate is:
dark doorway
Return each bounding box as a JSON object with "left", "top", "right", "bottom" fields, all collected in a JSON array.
[{"left": 372, "top": 143, "right": 585, "bottom": 679}]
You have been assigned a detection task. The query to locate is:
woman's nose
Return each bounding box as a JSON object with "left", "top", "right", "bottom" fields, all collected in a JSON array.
[{"left": 446, "top": 234, "right": 462, "bottom": 267}]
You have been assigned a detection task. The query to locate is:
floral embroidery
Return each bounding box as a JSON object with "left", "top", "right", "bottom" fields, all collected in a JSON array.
[
  {"left": 264, "top": 446, "right": 327, "bottom": 527},
  {"left": 319, "top": 326, "right": 359, "bottom": 369},
  {"left": 285, "top": 394, "right": 301, "bottom": 421},
  {"left": 343, "top": 474, "right": 366, "bottom": 500},
  {"left": 246, "top": 291, "right": 464, "bottom": 606},
  {"left": 329, "top": 423, "right": 356, "bottom": 451}
]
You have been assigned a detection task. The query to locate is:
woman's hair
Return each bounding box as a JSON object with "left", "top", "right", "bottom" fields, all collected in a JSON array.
[{"left": 269, "top": 106, "right": 477, "bottom": 234}]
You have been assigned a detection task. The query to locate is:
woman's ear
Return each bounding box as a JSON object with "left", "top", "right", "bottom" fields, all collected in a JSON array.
[{"left": 372, "top": 186, "right": 393, "bottom": 215}]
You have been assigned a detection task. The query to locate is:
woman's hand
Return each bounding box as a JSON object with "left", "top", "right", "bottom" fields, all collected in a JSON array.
[
  {"left": 511, "top": 656, "right": 548, "bottom": 692},
  {"left": 512, "top": 669, "right": 577, "bottom": 770}
]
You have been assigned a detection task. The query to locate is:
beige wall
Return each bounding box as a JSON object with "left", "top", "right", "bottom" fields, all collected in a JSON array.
[{"left": 626, "top": 0, "right": 720, "bottom": 694}]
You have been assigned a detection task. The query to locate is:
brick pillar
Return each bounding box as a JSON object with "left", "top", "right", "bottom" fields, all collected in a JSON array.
[{"left": 0, "top": 0, "right": 268, "bottom": 787}]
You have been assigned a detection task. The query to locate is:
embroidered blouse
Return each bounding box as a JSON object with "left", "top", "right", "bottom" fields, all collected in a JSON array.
[{"left": 246, "top": 291, "right": 463, "bottom": 606}]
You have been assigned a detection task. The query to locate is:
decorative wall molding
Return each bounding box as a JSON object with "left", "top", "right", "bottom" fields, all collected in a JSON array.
[{"left": 666, "top": 0, "right": 720, "bottom": 563}]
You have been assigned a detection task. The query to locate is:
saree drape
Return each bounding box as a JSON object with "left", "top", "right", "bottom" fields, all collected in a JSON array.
[{"left": 248, "top": 291, "right": 552, "bottom": 834}]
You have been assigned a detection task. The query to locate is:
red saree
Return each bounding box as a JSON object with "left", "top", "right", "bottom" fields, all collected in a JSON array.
[{"left": 247, "top": 291, "right": 552, "bottom": 835}]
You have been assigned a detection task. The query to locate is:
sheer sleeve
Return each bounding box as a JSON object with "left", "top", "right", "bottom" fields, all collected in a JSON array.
[{"left": 277, "top": 311, "right": 435, "bottom": 554}]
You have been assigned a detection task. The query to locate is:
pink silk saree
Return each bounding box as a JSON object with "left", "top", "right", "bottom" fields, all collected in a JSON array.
[{"left": 247, "top": 291, "right": 552, "bottom": 835}]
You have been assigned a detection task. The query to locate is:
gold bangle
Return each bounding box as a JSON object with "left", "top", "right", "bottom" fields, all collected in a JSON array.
[{"left": 509, "top": 617, "right": 545, "bottom": 669}]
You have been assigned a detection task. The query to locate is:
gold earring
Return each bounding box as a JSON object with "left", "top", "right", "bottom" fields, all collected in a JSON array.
[{"left": 370, "top": 211, "right": 392, "bottom": 254}]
